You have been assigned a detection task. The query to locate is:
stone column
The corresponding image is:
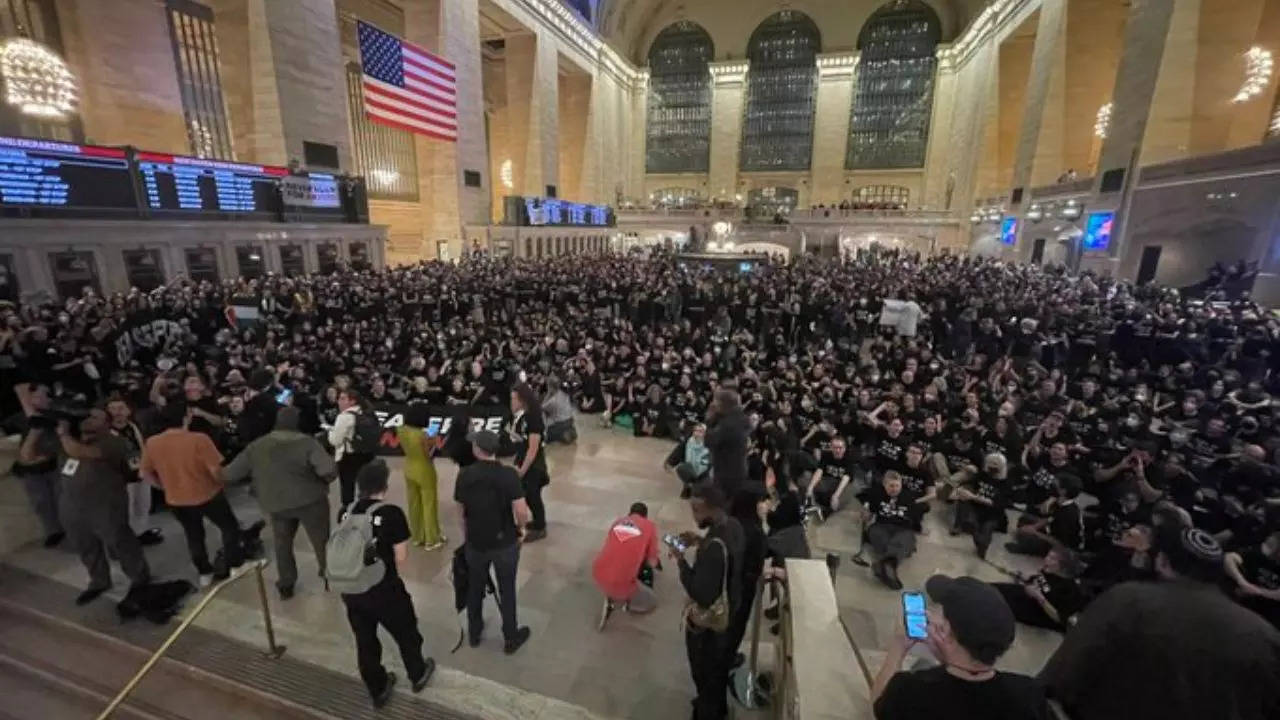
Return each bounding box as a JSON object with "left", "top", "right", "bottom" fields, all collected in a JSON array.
[
  {"left": 1009, "top": 0, "right": 1066, "bottom": 199},
  {"left": 208, "top": 0, "right": 287, "bottom": 165},
  {"left": 558, "top": 74, "right": 592, "bottom": 201},
  {"left": 504, "top": 32, "right": 559, "bottom": 197},
  {"left": 1094, "top": 0, "right": 1177, "bottom": 180},
  {"left": 810, "top": 53, "right": 857, "bottom": 206},
  {"left": 708, "top": 61, "right": 748, "bottom": 203},
  {"left": 1062, "top": 0, "right": 1128, "bottom": 175}
]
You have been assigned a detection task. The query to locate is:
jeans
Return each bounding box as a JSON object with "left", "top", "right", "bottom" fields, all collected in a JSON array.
[
  {"left": 270, "top": 499, "right": 330, "bottom": 591},
  {"left": 344, "top": 579, "right": 428, "bottom": 698},
  {"left": 686, "top": 627, "right": 733, "bottom": 720},
  {"left": 171, "top": 491, "right": 243, "bottom": 574},
  {"left": 465, "top": 542, "right": 520, "bottom": 643}
]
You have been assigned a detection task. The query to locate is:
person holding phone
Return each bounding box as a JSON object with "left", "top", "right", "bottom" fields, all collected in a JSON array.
[
  {"left": 397, "top": 402, "right": 445, "bottom": 551},
  {"left": 872, "top": 575, "right": 1048, "bottom": 719}
]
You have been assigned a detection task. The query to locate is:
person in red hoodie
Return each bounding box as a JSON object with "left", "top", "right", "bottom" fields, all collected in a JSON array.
[{"left": 593, "top": 502, "right": 661, "bottom": 629}]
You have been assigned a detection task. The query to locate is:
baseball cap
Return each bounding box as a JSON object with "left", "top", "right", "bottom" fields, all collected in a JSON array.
[
  {"left": 467, "top": 429, "right": 501, "bottom": 454},
  {"left": 925, "top": 575, "right": 1016, "bottom": 661}
]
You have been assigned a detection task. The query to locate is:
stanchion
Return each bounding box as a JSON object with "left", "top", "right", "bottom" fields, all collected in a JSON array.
[
  {"left": 730, "top": 575, "right": 774, "bottom": 710},
  {"left": 254, "top": 562, "right": 287, "bottom": 659}
]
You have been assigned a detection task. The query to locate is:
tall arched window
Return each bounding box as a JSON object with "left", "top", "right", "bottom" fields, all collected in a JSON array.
[
  {"left": 645, "top": 22, "right": 713, "bottom": 174},
  {"left": 741, "top": 11, "right": 820, "bottom": 172},
  {"left": 847, "top": 1, "right": 941, "bottom": 169}
]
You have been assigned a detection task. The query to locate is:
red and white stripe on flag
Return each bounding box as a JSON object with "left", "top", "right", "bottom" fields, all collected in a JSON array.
[{"left": 362, "top": 37, "right": 458, "bottom": 143}]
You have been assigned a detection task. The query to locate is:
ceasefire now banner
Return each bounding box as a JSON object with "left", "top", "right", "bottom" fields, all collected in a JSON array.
[{"left": 334, "top": 403, "right": 510, "bottom": 456}]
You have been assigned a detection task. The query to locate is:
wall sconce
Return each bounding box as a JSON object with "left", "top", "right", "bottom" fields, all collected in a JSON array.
[
  {"left": 1061, "top": 200, "right": 1083, "bottom": 220},
  {"left": 969, "top": 211, "right": 983, "bottom": 223},
  {"left": 985, "top": 209, "right": 1002, "bottom": 223},
  {"left": 1027, "top": 204, "right": 1044, "bottom": 222}
]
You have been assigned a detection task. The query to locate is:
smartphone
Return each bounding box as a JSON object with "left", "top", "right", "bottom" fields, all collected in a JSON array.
[
  {"left": 662, "top": 533, "right": 689, "bottom": 553},
  {"left": 902, "top": 592, "right": 928, "bottom": 640},
  {"left": 275, "top": 388, "right": 293, "bottom": 405}
]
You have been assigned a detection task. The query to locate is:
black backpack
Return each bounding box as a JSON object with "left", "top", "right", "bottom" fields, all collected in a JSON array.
[{"left": 350, "top": 412, "right": 383, "bottom": 455}]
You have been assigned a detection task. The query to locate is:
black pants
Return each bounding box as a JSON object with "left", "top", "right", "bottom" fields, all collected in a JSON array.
[
  {"left": 338, "top": 452, "right": 374, "bottom": 508},
  {"left": 523, "top": 469, "right": 548, "bottom": 531},
  {"left": 686, "top": 627, "right": 732, "bottom": 720},
  {"left": 465, "top": 542, "right": 520, "bottom": 642},
  {"left": 171, "top": 491, "right": 242, "bottom": 574},
  {"left": 992, "top": 582, "right": 1066, "bottom": 631},
  {"left": 64, "top": 498, "right": 150, "bottom": 591},
  {"left": 343, "top": 579, "right": 428, "bottom": 698},
  {"left": 726, "top": 572, "right": 760, "bottom": 662}
]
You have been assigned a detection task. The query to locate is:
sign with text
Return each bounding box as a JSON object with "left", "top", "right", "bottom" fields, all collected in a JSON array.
[{"left": 330, "top": 403, "right": 510, "bottom": 456}]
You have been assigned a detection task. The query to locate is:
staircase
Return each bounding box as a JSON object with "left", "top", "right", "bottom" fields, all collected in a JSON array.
[{"left": 0, "top": 566, "right": 478, "bottom": 720}]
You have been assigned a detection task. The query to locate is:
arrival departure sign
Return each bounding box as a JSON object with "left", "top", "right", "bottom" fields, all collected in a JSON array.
[
  {"left": 136, "top": 151, "right": 287, "bottom": 214},
  {"left": 0, "top": 135, "right": 136, "bottom": 211}
]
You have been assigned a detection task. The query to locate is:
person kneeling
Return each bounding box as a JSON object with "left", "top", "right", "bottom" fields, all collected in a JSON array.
[
  {"left": 592, "top": 502, "right": 661, "bottom": 629},
  {"left": 863, "top": 471, "right": 922, "bottom": 590}
]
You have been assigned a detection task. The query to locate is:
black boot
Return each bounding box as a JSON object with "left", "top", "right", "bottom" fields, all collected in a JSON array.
[{"left": 884, "top": 559, "right": 904, "bottom": 590}]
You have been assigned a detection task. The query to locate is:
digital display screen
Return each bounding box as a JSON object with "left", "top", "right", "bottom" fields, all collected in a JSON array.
[
  {"left": 1083, "top": 211, "right": 1115, "bottom": 252},
  {"left": 137, "top": 151, "right": 286, "bottom": 213},
  {"left": 521, "top": 195, "right": 610, "bottom": 226},
  {"left": 0, "top": 135, "right": 136, "bottom": 210},
  {"left": 1000, "top": 216, "right": 1018, "bottom": 246}
]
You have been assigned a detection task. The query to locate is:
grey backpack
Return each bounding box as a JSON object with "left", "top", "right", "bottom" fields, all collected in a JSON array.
[{"left": 325, "top": 501, "right": 386, "bottom": 594}]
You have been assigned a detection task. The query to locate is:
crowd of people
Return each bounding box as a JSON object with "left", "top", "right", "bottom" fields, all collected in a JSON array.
[{"left": 5, "top": 246, "right": 1280, "bottom": 717}]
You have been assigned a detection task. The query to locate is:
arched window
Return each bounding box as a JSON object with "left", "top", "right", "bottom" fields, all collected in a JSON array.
[
  {"left": 847, "top": 1, "right": 941, "bottom": 169},
  {"left": 741, "top": 11, "right": 820, "bottom": 172},
  {"left": 645, "top": 22, "right": 713, "bottom": 174}
]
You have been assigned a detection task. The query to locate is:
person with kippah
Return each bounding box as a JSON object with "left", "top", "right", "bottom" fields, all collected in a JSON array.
[
  {"left": 1041, "top": 527, "right": 1280, "bottom": 720},
  {"left": 872, "top": 574, "right": 1049, "bottom": 719}
]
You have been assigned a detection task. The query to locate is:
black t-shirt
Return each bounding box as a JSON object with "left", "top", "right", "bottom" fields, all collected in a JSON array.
[
  {"left": 338, "top": 498, "right": 410, "bottom": 586},
  {"left": 865, "top": 484, "right": 920, "bottom": 529},
  {"left": 454, "top": 459, "right": 525, "bottom": 550},
  {"left": 874, "top": 666, "right": 1049, "bottom": 720},
  {"left": 512, "top": 408, "right": 548, "bottom": 474},
  {"left": 874, "top": 428, "right": 909, "bottom": 472}
]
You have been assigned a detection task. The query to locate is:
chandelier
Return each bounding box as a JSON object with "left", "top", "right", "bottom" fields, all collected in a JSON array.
[
  {"left": 1094, "top": 102, "right": 1112, "bottom": 139},
  {"left": 0, "top": 38, "right": 78, "bottom": 119},
  {"left": 1232, "top": 46, "right": 1273, "bottom": 103}
]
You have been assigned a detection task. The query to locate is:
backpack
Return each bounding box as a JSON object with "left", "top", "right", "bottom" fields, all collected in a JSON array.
[
  {"left": 325, "top": 501, "right": 387, "bottom": 594},
  {"left": 349, "top": 411, "right": 382, "bottom": 455}
]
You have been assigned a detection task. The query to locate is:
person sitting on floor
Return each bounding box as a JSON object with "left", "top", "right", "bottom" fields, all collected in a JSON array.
[
  {"left": 863, "top": 471, "right": 922, "bottom": 590},
  {"left": 666, "top": 422, "right": 711, "bottom": 498},
  {"left": 990, "top": 545, "right": 1087, "bottom": 632},
  {"left": 592, "top": 502, "right": 661, "bottom": 629}
]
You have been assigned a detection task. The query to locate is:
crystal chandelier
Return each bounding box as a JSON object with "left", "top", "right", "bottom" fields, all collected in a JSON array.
[
  {"left": 1094, "top": 103, "right": 1112, "bottom": 139},
  {"left": 1232, "top": 46, "right": 1273, "bottom": 103},
  {"left": 188, "top": 119, "right": 216, "bottom": 158},
  {"left": 0, "top": 38, "right": 78, "bottom": 119}
]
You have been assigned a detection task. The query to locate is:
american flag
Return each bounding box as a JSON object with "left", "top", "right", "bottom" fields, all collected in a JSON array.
[{"left": 357, "top": 20, "right": 457, "bottom": 143}]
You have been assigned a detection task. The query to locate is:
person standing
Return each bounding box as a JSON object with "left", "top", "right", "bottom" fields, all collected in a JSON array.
[
  {"left": 509, "top": 383, "right": 549, "bottom": 542},
  {"left": 396, "top": 402, "right": 445, "bottom": 550},
  {"left": 140, "top": 401, "right": 246, "bottom": 585},
  {"left": 238, "top": 368, "right": 281, "bottom": 447},
  {"left": 224, "top": 407, "right": 335, "bottom": 598},
  {"left": 105, "top": 396, "right": 162, "bottom": 546},
  {"left": 705, "top": 390, "right": 749, "bottom": 497},
  {"left": 671, "top": 484, "right": 744, "bottom": 720},
  {"left": 454, "top": 430, "right": 532, "bottom": 654},
  {"left": 13, "top": 383, "right": 64, "bottom": 546},
  {"left": 338, "top": 459, "right": 435, "bottom": 707},
  {"left": 328, "top": 389, "right": 376, "bottom": 509},
  {"left": 54, "top": 409, "right": 151, "bottom": 605},
  {"left": 1040, "top": 527, "right": 1280, "bottom": 720}
]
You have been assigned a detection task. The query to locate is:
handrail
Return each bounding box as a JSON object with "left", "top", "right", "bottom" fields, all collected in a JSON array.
[{"left": 95, "top": 558, "right": 286, "bottom": 720}]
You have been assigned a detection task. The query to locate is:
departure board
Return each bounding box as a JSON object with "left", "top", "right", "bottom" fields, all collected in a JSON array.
[
  {"left": 136, "top": 152, "right": 287, "bottom": 213},
  {"left": 0, "top": 135, "right": 136, "bottom": 210}
]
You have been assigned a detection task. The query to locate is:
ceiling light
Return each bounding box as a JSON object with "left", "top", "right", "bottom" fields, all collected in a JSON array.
[
  {"left": 1233, "top": 46, "right": 1274, "bottom": 103},
  {"left": 0, "top": 38, "right": 77, "bottom": 118},
  {"left": 1094, "top": 102, "right": 1112, "bottom": 139}
]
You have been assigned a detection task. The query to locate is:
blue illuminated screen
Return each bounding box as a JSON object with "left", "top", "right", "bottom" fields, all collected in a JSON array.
[
  {"left": 1000, "top": 216, "right": 1018, "bottom": 245},
  {"left": 1083, "top": 211, "right": 1115, "bottom": 251}
]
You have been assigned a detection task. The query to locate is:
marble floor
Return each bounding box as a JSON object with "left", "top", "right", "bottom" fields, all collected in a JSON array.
[{"left": 0, "top": 419, "right": 1062, "bottom": 719}]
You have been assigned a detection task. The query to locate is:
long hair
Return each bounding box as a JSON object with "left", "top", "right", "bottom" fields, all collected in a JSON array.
[{"left": 512, "top": 381, "right": 541, "bottom": 415}]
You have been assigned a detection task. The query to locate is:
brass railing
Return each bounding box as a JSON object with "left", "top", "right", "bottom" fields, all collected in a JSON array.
[{"left": 95, "top": 558, "right": 286, "bottom": 720}]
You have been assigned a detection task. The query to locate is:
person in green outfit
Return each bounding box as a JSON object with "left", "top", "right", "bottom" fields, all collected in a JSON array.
[{"left": 397, "top": 403, "right": 446, "bottom": 550}]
